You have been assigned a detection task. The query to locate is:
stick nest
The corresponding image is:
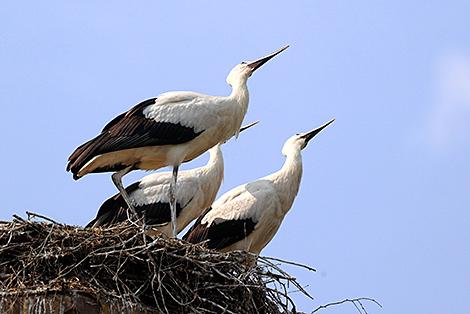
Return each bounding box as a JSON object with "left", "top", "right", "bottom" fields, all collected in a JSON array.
[{"left": 0, "top": 214, "right": 312, "bottom": 314}]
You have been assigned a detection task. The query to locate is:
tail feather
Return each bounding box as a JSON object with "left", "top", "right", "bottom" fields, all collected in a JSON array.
[
  {"left": 66, "top": 133, "right": 106, "bottom": 178},
  {"left": 86, "top": 193, "right": 127, "bottom": 228},
  {"left": 182, "top": 206, "right": 212, "bottom": 243},
  {"left": 86, "top": 182, "right": 141, "bottom": 228}
]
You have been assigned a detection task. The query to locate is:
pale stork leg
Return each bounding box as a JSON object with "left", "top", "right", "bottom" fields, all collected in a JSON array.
[
  {"left": 169, "top": 165, "right": 179, "bottom": 238},
  {"left": 111, "top": 165, "right": 138, "bottom": 219}
]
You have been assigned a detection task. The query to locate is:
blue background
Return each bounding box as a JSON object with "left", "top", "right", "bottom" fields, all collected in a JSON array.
[{"left": 1, "top": 1, "right": 469, "bottom": 313}]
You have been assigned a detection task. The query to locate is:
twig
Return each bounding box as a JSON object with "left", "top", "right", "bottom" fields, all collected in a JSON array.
[
  {"left": 26, "top": 211, "right": 63, "bottom": 225},
  {"left": 259, "top": 256, "right": 317, "bottom": 272},
  {"left": 312, "top": 297, "right": 382, "bottom": 313}
]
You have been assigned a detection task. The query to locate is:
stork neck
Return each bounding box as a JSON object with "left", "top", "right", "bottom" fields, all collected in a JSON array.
[
  {"left": 206, "top": 145, "right": 224, "bottom": 170},
  {"left": 229, "top": 81, "right": 249, "bottom": 110},
  {"left": 198, "top": 145, "right": 224, "bottom": 187},
  {"left": 271, "top": 150, "right": 303, "bottom": 213},
  {"left": 225, "top": 81, "right": 249, "bottom": 138}
]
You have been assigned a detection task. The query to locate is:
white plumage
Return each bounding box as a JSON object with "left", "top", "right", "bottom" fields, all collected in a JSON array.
[
  {"left": 87, "top": 145, "right": 224, "bottom": 237},
  {"left": 86, "top": 122, "right": 258, "bottom": 237},
  {"left": 67, "top": 46, "right": 288, "bottom": 237},
  {"left": 184, "top": 119, "right": 334, "bottom": 255}
]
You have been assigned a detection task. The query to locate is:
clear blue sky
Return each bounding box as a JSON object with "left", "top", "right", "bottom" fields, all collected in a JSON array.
[{"left": 1, "top": 1, "right": 469, "bottom": 313}]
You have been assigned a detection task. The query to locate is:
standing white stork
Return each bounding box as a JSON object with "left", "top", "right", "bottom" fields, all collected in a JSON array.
[
  {"left": 183, "top": 119, "right": 334, "bottom": 255},
  {"left": 66, "top": 45, "right": 288, "bottom": 237},
  {"left": 85, "top": 121, "right": 258, "bottom": 236}
]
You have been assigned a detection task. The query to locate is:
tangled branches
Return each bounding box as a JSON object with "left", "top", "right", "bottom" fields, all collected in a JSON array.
[{"left": 0, "top": 215, "right": 312, "bottom": 313}]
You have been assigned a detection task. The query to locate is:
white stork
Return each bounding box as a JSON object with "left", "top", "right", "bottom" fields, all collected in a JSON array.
[
  {"left": 66, "top": 45, "right": 288, "bottom": 237},
  {"left": 183, "top": 119, "right": 334, "bottom": 255},
  {"left": 85, "top": 121, "right": 258, "bottom": 236}
]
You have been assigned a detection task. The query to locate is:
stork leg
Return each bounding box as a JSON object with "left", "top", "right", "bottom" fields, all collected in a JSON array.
[
  {"left": 111, "top": 166, "right": 138, "bottom": 219},
  {"left": 169, "top": 165, "right": 179, "bottom": 238}
]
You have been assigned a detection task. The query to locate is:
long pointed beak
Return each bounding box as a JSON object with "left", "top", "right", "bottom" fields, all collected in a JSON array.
[
  {"left": 239, "top": 120, "right": 260, "bottom": 133},
  {"left": 247, "top": 45, "right": 289, "bottom": 73},
  {"left": 301, "top": 118, "right": 335, "bottom": 145}
]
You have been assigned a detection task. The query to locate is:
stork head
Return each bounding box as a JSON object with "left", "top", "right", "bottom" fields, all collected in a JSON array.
[
  {"left": 282, "top": 119, "right": 335, "bottom": 156},
  {"left": 226, "top": 45, "right": 289, "bottom": 87}
]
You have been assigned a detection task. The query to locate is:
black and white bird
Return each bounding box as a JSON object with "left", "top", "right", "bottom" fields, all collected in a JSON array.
[
  {"left": 183, "top": 119, "right": 334, "bottom": 255},
  {"left": 86, "top": 121, "right": 258, "bottom": 237},
  {"left": 66, "top": 45, "right": 288, "bottom": 237}
]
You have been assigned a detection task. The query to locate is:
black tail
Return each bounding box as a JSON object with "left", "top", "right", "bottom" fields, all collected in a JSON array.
[
  {"left": 182, "top": 206, "right": 212, "bottom": 243},
  {"left": 67, "top": 133, "right": 107, "bottom": 179},
  {"left": 86, "top": 193, "right": 129, "bottom": 228},
  {"left": 86, "top": 182, "right": 141, "bottom": 228}
]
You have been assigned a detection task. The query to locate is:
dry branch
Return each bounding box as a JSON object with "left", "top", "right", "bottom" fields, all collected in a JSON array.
[{"left": 312, "top": 297, "right": 382, "bottom": 314}]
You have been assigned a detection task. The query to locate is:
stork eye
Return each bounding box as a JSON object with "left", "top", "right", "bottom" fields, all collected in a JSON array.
[{"left": 241, "top": 61, "right": 247, "bottom": 65}]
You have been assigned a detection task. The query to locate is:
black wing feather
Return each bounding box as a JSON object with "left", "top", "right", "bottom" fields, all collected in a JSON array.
[
  {"left": 87, "top": 182, "right": 184, "bottom": 228},
  {"left": 86, "top": 182, "right": 141, "bottom": 227},
  {"left": 183, "top": 210, "right": 257, "bottom": 251},
  {"left": 101, "top": 98, "right": 155, "bottom": 132},
  {"left": 182, "top": 206, "right": 213, "bottom": 242},
  {"left": 67, "top": 97, "right": 203, "bottom": 177}
]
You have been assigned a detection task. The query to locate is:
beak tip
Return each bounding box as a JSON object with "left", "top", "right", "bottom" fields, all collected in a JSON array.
[
  {"left": 276, "top": 44, "right": 290, "bottom": 54},
  {"left": 248, "top": 44, "right": 290, "bottom": 72},
  {"left": 303, "top": 118, "right": 335, "bottom": 142},
  {"left": 321, "top": 118, "right": 336, "bottom": 130}
]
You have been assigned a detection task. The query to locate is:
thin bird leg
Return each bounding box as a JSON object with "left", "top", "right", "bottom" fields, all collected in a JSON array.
[
  {"left": 111, "top": 166, "right": 139, "bottom": 219},
  {"left": 169, "top": 165, "right": 179, "bottom": 238}
]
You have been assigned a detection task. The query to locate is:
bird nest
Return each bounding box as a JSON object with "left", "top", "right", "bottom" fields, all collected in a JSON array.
[{"left": 0, "top": 213, "right": 313, "bottom": 314}]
